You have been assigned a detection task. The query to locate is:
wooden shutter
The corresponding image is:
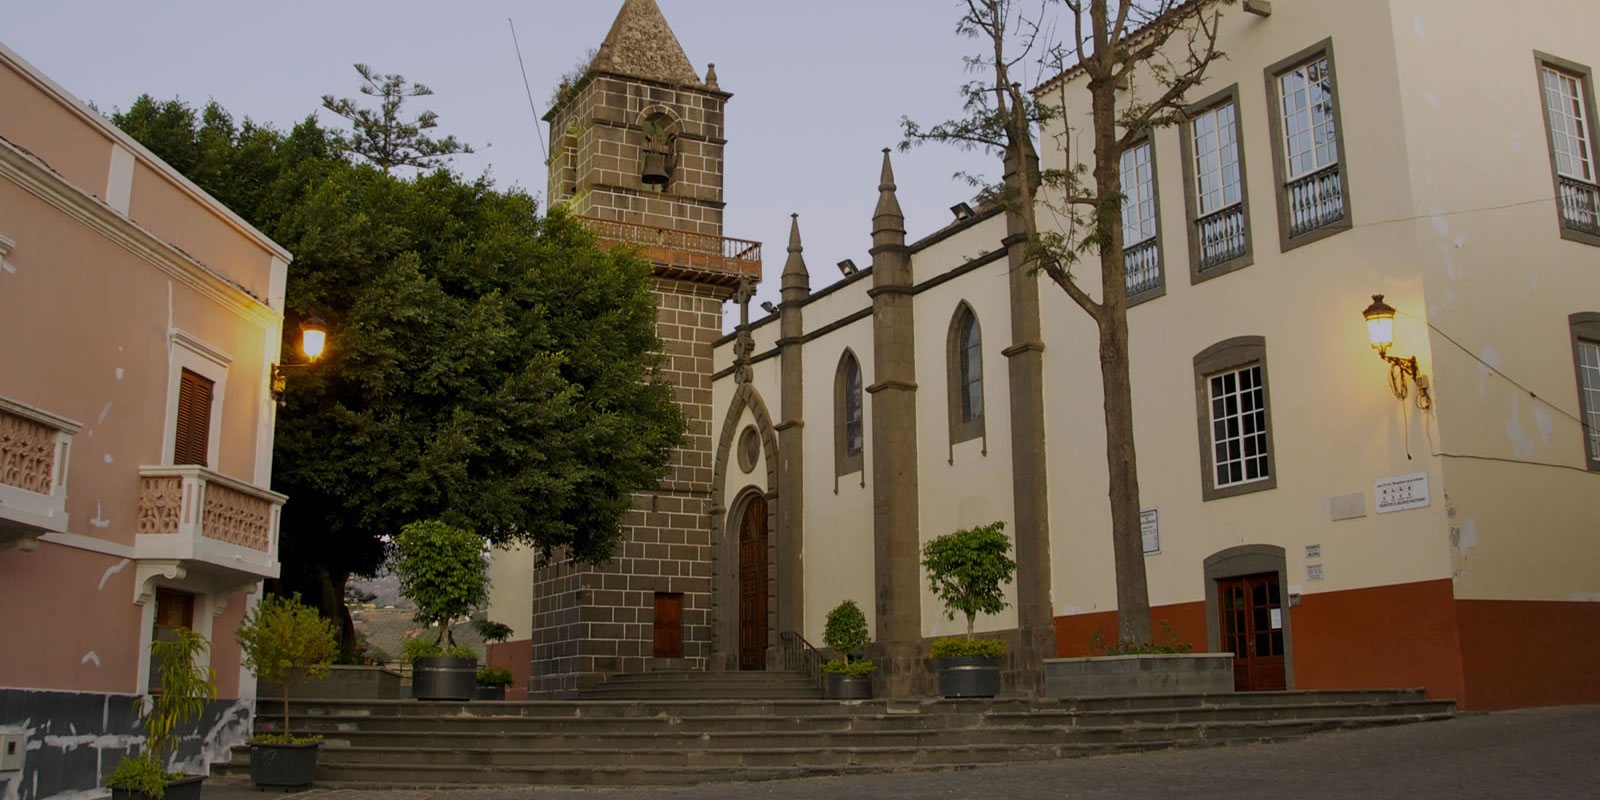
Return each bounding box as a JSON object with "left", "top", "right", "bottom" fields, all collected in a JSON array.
[{"left": 173, "top": 369, "right": 213, "bottom": 466}]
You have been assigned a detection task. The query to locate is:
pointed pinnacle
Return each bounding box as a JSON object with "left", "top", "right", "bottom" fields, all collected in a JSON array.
[
  {"left": 782, "top": 213, "right": 810, "bottom": 296},
  {"left": 874, "top": 148, "right": 904, "bottom": 223}
]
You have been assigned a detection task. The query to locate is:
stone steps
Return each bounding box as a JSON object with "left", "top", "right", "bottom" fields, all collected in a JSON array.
[
  {"left": 577, "top": 669, "right": 821, "bottom": 700},
  {"left": 217, "top": 689, "right": 1454, "bottom": 786}
]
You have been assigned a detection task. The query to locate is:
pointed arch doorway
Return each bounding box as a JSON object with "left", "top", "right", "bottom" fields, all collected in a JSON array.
[{"left": 738, "top": 494, "right": 769, "bottom": 671}]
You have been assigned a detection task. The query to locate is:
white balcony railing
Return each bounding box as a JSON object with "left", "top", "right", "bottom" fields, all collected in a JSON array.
[
  {"left": 0, "top": 397, "right": 80, "bottom": 551},
  {"left": 136, "top": 464, "right": 285, "bottom": 585}
]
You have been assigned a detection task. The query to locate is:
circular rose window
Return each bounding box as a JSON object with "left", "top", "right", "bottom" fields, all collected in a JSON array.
[{"left": 737, "top": 426, "right": 760, "bottom": 474}]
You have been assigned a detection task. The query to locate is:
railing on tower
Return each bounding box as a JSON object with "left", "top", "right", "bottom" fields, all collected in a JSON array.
[
  {"left": 580, "top": 216, "right": 762, "bottom": 286},
  {"left": 778, "top": 630, "right": 824, "bottom": 692}
]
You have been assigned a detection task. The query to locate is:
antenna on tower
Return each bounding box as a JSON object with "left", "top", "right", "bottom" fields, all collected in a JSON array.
[{"left": 507, "top": 18, "right": 547, "bottom": 160}]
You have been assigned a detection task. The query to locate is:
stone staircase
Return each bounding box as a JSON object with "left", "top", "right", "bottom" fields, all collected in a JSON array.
[
  {"left": 578, "top": 669, "right": 822, "bottom": 700},
  {"left": 213, "top": 688, "right": 1453, "bottom": 787}
]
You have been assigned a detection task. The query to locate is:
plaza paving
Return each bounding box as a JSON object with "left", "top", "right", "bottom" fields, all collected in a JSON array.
[{"left": 211, "top": 704, "right": 1600, "bottom": 799}]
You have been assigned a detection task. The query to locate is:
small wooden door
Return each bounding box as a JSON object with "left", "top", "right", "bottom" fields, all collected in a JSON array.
[
  {"left": 653, "top": 592, "right": 683, "bottom": 659},
  {"left": 150, "top": 589, "right": 196, "bottom": 691},
  {"left": 738, "top": 496, "right": 768, "bottom": 671},
  {"left": 1217, "top": 573, "right": 1286, "bottom": 691}
]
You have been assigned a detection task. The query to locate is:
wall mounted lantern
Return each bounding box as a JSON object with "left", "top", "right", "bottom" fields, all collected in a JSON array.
[
  {"left": 271, "top": 316, "right": 329, "bottom": 405},
  {"left": 1361, "top": 295, "right": 1431, "bottom": 409}
]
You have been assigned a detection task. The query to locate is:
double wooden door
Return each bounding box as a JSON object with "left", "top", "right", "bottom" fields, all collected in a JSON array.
[
  {"left": 1217, "top": 573, "right": 1286, "bottom": 691},
  {"left": 738, "top": 496, "right": 768, "bottom": 671}
]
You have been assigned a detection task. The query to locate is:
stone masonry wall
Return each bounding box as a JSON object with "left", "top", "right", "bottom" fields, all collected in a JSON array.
[{"left": 527, "top": 277, "right": 727, "bottom": 695}]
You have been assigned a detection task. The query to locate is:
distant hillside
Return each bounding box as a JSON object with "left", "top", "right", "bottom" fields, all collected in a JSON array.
[{"left": 348, "top": 572, "right": 409, "bottom": 609}]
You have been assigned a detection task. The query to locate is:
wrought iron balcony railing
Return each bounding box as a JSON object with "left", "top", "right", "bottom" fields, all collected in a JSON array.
[
  {"left": 1286, "top": 164, "right": 1346, "bottom": 238},
  {"left": 1124, "top": 238, "right": 1162, "bottom": 298},
  {"left": 581, "top": 216, "right": 762, "bottom": 287},
  {"left": 1559, "top": 175, "right": 1600, "bottom": 237},
  {"left": 1196, "top": 204, "right": 1248, "bottom": 271}
]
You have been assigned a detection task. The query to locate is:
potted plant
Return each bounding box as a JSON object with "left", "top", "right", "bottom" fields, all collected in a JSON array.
[
  {"left": 474, "top": 666, "right": 515, "bottom": 701},
  {"left": 820, "top": 600, "right": 875, "bottom": 699},
  {"left": 393, "top": 519, "right": 488, "bottom": 701},
  {"left": 922, "top": 521, "right": 1016, "bottom": 698},
  {"left": 235, "top": 594, "right": 339, "bottom": 790},
  {"left": 104, "top": 628, "right": 215, "bottom": 800},
  {"left": 472, "top": 618, "right": 516, "bottom": 700}
]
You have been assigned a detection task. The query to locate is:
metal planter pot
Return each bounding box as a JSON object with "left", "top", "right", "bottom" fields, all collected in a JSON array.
[
  {"left": 110, "top": 775, "right": 204, "bottom": 800},
  {"left": 412, "top": 656, "right": 476, "bottom": 701},
  {"left": 825, "top": 673, "right": 873, "bottom": 700},
  {"left": 473, "top": 684, "right": 507, "bottom": 701},
  {"left": 250, "top": 741, "right": 320, "bottom": 790},
  {"left": 937, "top": 655, "right": 1002, "bottom": 698}
]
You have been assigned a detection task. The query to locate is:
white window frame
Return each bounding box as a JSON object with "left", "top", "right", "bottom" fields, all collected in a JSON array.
[
  {"left": 1543, "top": 65, "right": 1596, "bottom": 183},
  {"left": 162, "top": 330, "right": 230, "bottom": 472},
  {"left": 1277, "top": 55, "right": 1340, "bottom": 180},
  {"left": 1120, "top": 141, "right": 1158, "bottom": 247},
  {"left": 1191, "top": 101, "right": 1243, "bottom": 216},
  {"left": 1208, "top": 363, "right": 1270, "bottom": 489}
]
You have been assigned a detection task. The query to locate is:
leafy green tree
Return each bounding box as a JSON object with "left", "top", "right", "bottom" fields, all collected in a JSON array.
[
  {"left": 393, "top": 520, "right": 489, "bottom": 651},
  {"left": 321, "top": 64, "right": 473, "bottom": 173},
  {"left": 903, "top": 0, "right": 1229, "bottom": 646},
  {"left": 921, "top": 521, "right": 1017, "bottom": 640},
  {"left": 235, "top": 594, "right": 338, "bottom": 741},
  {"left": 823, "top": 600, "right": 870, "bottom": 662},
  {"left": 111, "top": 95, "right": 684, "bottom": 658}
]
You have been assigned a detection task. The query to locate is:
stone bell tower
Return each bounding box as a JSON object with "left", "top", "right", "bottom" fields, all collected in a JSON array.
[{"left": 530, "top": 0, "right": 762, "bottom": 696}]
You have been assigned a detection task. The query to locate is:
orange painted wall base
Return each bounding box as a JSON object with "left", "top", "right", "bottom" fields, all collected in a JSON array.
[
  {"left": 1053, "top": 579, "right": 1598, "bottom": 710},
  {"left": 487, "top": 639, "right": 533, "bottom": 701}
]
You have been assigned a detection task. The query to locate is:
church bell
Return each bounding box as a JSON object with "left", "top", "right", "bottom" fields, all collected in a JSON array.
[{"left": 641, "top": 151, "right": 670, "bottom": 187}]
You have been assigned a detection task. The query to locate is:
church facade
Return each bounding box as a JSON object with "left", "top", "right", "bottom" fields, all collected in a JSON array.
[{"left": 494, "top": 0, "right": 1600, "bottom": 709}]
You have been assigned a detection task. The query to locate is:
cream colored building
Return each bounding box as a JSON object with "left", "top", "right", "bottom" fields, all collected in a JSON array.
[
  {"left": 708, "top": 0, "right": 1599, "bottom": 709},
  {"left": 0, "top": 43, "right": 292, "bottom": 796}
]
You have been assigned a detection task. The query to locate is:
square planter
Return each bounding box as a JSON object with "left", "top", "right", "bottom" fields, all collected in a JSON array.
[
  {"left": 936, "top": 655, "right": 1002, "bottom": 698},
  {"left": 1044, "top": 653, "right": 1235, "bottom": 697},
  {"left": 825, "top": 673, "right": 873, "bottom": 700},
  {"left": 110, "top": 774, "right": 204, "bottom": 800},
  {"left": 412, "top": 656, "right": 476, "bottom": 701},
  {"left": 250, "top": 740, "right": 320, "bottom": 790}
]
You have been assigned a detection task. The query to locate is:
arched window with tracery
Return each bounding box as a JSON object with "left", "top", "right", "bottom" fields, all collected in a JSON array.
[
  {"left": 835, "top": 350, "right": 864, "bottom": 476},
  {"left": 947, "top": 304, "right": 985, "bottom": 445}
]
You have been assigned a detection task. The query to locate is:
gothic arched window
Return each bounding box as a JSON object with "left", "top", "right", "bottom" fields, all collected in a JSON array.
[
  {"left": 947, "top": 305, "right": 985, "bottom": 444},
  {"left": 835, "top": 350, "right": 864, "bottom": 476}
]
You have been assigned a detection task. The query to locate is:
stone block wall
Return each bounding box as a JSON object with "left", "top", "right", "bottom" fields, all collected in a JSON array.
[
  {"left": 548, "top": 73, "right": 727, "bottom": 237},
  {"left": 527, "top": 277, "right": 729, "bottom": 695}
]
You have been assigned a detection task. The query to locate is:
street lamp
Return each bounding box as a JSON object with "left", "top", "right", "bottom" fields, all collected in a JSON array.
[
  {"left": 271, "top": 316, "right": 330, "bottom": 405},
  {"left": 1360, "top": 295, "right": 1430, "bottom": 409}
]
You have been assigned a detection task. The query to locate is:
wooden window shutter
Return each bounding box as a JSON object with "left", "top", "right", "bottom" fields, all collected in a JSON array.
[{"left": 174, "top": 369, "right": 213, "bottom": 466}]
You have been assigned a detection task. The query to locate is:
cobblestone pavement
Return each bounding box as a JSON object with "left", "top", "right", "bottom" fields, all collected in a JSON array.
[{"left": 211, "top": 704, "right": 1600, "bottom": 800}]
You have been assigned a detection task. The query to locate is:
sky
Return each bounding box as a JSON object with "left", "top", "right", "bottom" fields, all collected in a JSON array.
[{"left": 0, "top": 1, "right": 1060, "bottom": 328}]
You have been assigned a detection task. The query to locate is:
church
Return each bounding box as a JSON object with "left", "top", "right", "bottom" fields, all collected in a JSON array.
[{"left": 490, "top": 0, "right": 1600, "bottom": 710}]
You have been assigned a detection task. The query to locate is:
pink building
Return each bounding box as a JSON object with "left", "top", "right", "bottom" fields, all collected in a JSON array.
[{"left": 0, "top": 43, "right": 291, "bottom": 797}]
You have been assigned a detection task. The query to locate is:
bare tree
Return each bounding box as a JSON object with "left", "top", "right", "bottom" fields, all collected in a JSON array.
[{"left": 904, "top": 0, "right": 1230, "bottom": 645}]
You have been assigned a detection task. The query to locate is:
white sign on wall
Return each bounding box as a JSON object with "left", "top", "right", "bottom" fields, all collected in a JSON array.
[
  {"left": 1140, "top": 509, "right": 1160, "bottom": 555},
  {"left": 1375, "top": 472, "right": 1430, "bottom": 514}
]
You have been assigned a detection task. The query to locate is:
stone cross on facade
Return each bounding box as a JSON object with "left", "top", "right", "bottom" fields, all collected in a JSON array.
[{"left": 733, "top": 276, "right": 755, "bottom": 384}]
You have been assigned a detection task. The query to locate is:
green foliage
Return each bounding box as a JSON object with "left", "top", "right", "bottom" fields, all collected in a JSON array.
[
  {"left": 476, "top": 666, "right": 515, "bottom": 686},
  {"left": 104, "top": 754, "right": 180, "bottom": 798},
  {"left": 236, "top": 594, "right": 338, "bottom": 741},
  {"left": 403, "top": 638, "right": 443, "bottom": 661},
  {"left": 109, "top": 629, "right": 216, "bottom": 794},
  {"left": 393, "top": 520, "right": 488, "bottom": 649},
  {"left": 473, "top": 618, "right": 514, "bottom": 644},
  {"left": 321, "top": 64, "right": 472, "bottom": 173},
  {"left": 447, "top": 644, "right": 478, "bottom": 661},
  {"left": 1090, "top": 621, "right": 1194, "bottom": 655},
  {"left": 249, "top": 732, "right": 322, "bottom": 746},
  {"left": 820, "top": 658, "right": 877, "bottom": 678},
  {"left": 111, "top": 94, "right": 685, "bottom": 659},
  {"left": 920, "top": 522, "right": 1016, "bottom": 639},
  {"left": 822, "top": 600, "right": 870, "bottom": 661},
  {"left": 928, "top": 637, "right": 1008, "bottom": 659}
]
